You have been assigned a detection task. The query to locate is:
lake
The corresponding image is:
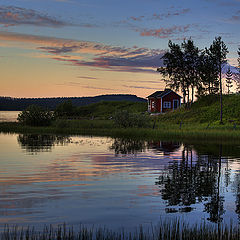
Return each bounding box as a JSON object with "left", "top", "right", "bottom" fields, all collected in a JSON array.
[
  {"left": 0, "top": 111, "right": 20, "bottom": 122},
  {"left": 0, "top": 133, "right": 239, "bottom": 231}
]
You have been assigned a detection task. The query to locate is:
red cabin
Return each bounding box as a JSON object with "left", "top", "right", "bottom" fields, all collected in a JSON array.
[{"left": 147, "top": 89, "right": 182, "bottom": 113}]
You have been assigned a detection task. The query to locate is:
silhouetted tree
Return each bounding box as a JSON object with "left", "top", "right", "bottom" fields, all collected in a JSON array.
[
  {"left": 238, "top": 48, "right": 240, "bottom": 70},
  {"left": 158, "top": 41, "right": 187, "bottom": 104},
  {"left": 225, "top": 67, "right": 233, "bottom": 94},
  {"left": 197, "top": 50, "right": 219, "bottom": 96},
  {"left": 182, "top": 39, "right": 200, "bottom": 104},
  {"left": 207, "top": 37, "right": 228, "bottom": 124},
  {"left": 17, "top": 105, "right": 55, "bottom": 126},
  {"left": 55, "top": 100, "right": 75, "bottom": 117}
]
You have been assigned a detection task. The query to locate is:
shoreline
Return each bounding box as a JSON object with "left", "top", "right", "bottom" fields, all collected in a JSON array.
[{"left": 1, "top": 121, "right": 240, "bottom": 143}]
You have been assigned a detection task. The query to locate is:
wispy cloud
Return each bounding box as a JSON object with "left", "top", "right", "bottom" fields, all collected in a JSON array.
[
  {"left": 0, "top": 6, "right": 97, "bottom": 28},
  {"left": 77, "top": 76, "right": 98, "bottom": 80},
  {"left": 57, "top": 82, "right": 115, "bottom": 90},
  {"left": 122, "top": 85, "right": 159, "bottom": 90},
  {"left": 0, "top": 31, "right": 165, "bottom": 73},
  {"left": 228, "top": 10, "right": 240, "bottom": 22},
  {"left": 0, "top": 6, "right": 73, "bottom": 27},
  {"left": 152, "top": 8, "right": 190, "bottom": 20},
  {"left": 136, "top": 25, "right": 191, "bottom": 39},
  {"left": 128, "top": 8, "right": 190, "bottom": 22}
]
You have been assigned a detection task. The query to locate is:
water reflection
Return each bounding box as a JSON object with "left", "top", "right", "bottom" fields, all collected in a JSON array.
[
  {"left": 110, "top": 138, "right": 181, "bottom": 156},
  {"left": 110, "top": 138, "right": 147, "bottom": 154},
  {"left": 149, "top": 141, "right": 181, "bottom": 155},
  {"left": 0, "top": 133, "right": 239, "bottom": 229},
  {"left": 17, "top": 134, "right": 70, "bottom": 153}
]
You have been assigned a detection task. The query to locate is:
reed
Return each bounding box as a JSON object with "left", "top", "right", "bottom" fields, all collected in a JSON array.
[{"left": 1, "top": 220, "right": 240, "bottom": 240}]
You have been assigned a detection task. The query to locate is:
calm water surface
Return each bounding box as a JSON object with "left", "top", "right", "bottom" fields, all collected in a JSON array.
[
  {"left": 0, "top": 133, "right": 239, "bottom": 230},
  {"left": 0, "top": 111, "right": 20, "bottom": 122}
]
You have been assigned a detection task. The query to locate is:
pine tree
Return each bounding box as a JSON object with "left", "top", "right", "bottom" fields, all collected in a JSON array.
[
  {"left": 207, "top": 37, "right": 228, "bottom": 124},
  {"left": 225, "top": 67, "right": 233, "bottom": 94}
]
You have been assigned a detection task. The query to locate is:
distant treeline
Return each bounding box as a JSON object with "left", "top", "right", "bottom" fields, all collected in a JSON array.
[{"left": 0, "top": 94, "right": 147, "bottom": 110}]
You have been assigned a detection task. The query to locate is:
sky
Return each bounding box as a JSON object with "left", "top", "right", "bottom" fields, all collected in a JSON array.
[{"left": 0, "top": 0, "right": 239, "bottom": 98}]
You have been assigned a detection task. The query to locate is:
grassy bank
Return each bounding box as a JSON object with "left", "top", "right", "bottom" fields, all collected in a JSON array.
[
  {"left": 2, "top": 221, "right": 240, "bottom": 240},
  {"left": 1, "top": 94, "right": 240, "bottom": 141},
  {"left": 158, "top": 94, "right": 240, "bottom": 124},
  {"left": 1, "top": 120, "right": 240, "bottom": 142}
]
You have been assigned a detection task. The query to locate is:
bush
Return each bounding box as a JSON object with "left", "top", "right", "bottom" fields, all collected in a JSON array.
[
  {"left": 114, "top": 110, "right": 149, "bottom": 128},
  {"left": 17, "top": 105, "right": 55, "bottom": 126},
  {"left": 55, "top": 100, "right": 76, "bottom": 117}
]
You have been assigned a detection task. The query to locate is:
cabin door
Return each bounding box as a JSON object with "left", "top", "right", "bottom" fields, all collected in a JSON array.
[{"left": 173, "top": 99, "right": 179, "bottom": 110}]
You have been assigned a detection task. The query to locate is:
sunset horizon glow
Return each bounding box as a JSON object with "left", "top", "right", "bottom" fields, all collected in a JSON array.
[{"left": 0, "top": 0, "right": 239, "bottom": 98}]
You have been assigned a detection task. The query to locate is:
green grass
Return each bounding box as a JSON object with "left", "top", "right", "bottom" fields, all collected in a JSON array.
[
  {"left": 158, "top": 94, "right": 240, "bottom": 124},
  {"left": 75, "top": 101, "right": 147, "bottom": 119},
  {"left": 1, "top": 220, "right": 240, "bottom": 240},
  {"left": 1, "top": 94, "right": 240, "bottom": 141},
  {"left": 1, "top": 120, "right": 240, "bottom": 142}
]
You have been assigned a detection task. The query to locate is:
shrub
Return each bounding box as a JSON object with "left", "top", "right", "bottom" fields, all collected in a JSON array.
[
  {"left": 17, "top": 105, "right": 55, "bottom": 126},
  {"left": 55, "top": 100, "right": 76, "bottom": 117},
  {"left": 114, "top": 110, "right": 149, "bottom": 128},
  {"left": 54, "top": 119, "right": 70, "bottom": 128}
]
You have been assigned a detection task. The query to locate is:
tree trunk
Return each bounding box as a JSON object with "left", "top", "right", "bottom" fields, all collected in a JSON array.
[
  {"left": 219, "top": 65, "right": 223, "bottom": 124},
  {"left": 192, "top": 85, "right": 194, "bottom": 103}
]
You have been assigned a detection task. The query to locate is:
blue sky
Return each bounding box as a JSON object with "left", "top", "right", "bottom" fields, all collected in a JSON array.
[{"left": 0, "top": 0, "right": 239, "bottom": 97}]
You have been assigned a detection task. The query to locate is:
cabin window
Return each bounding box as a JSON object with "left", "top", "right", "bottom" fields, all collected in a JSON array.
[
  {"left": 151, "top": 101, "right": 156, "bottom": 109},
  {"left": 163, "top": 101, "right": 171, "bottom": 108}
]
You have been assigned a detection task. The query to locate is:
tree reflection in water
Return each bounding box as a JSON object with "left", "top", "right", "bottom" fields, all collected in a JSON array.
[
  {"left": 156, "top": 143, "right": 226, "bottom": 223},
  {"left": 110, "top": 138, "right": 148, "bottom": 155},
  {"left": 17, "top": 134, "right": 70, "bottom": 153}
]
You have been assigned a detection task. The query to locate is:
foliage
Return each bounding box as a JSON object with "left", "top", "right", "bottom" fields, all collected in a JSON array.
[
  {"left": 76, "top": 101, "right": 147, "bottom": 119},
  {"left": 0, "top": 95, "right": 146, "bottom": 111},
  {"left": 238, "top": 47, "right": 240, "bottom": 71},
  {"left": 207, "top": 36, "right": 228, "bottom": 123},
  {"left": 158, "top": 40, "right": 186, "bottom": 102},
  {"left": 181, "top": 39, "right": 200, "bottom": 103},
  {"left": 197, "top": 50, "right": 219, "bottom": 96},
  {"left": 158, "top": 37, "right": 230, "bottom": 107},
  {"left": 55, "top": 100, "right": 75, "bottom": 117},
  {"left": 225, "top": 67, "right": 233, "bottom": 94},
  {"left": 113, "top": 110, "right": 150, "bottom": 128},
  {"left": 17, "top": 105, "right": 55, "bottom": 126}
]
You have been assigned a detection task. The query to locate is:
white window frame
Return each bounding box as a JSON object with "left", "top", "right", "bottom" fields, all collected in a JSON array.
[
  {"left": 163, "top": 101, "right": 171, "bottom": 108},
  {"left": 151, "top": 101, "right": 155, "bottom": 109}
]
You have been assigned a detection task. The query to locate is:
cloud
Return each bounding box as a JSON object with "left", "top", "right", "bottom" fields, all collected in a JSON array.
[
  {"left": 0, "top": 6, "right": 74, "bottom": 27},
  {"left": 137, "top": 25, "right": 191, "bottom": 39},
  {"left": 0, "top": 31, "right": 165, "bottom": 73},
  {"left": 122, "top": 85, "right": 159, "bottom": 90},
  {"left": 228, "top": 10, "right": 240, "bottom": 22},
  {"left": 77, "top": 76, "right": 98, "bottom": 80},
  {"left": 129, "top": 16, "right": 145, "bottom": 21},
  {"left": 0, "top": 6, "right": 96, "bottom": 28},
  {"left": 152, "top": 8, "right": 190, "bottom": 20}
]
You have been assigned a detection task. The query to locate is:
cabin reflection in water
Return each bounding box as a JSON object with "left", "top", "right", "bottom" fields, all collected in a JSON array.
[{"left": 149, "top": 141, "right": 181, "bottom": 155}]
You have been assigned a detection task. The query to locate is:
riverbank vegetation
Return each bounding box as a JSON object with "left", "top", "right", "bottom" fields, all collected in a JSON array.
[
  {"left": 1, "top": 220, "right": 240, "bottom": 240},
  {"left": 1, "top": 94, "right": 240, "bottom": 141}
]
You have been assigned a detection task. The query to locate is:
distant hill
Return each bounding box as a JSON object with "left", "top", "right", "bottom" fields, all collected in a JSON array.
[{"left": 0, "top": 94, "right": 147, "bottom": 111}]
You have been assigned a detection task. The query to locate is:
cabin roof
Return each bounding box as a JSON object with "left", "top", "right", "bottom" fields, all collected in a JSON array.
[{"left": 147, "top": 89, "right": 182, "bottom": 99}]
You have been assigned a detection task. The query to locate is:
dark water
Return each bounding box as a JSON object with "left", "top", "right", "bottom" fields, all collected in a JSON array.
[{"left": 0, "top": 133, "right": 239, "bottom": 230}]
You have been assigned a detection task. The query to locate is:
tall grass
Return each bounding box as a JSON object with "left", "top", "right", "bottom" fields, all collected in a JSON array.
[
  {"left": 1, "top": 120, "right": 240, "bottom": 142},
  {"left": 1, "top": 220, "right": 240, "bottom": 240}
]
